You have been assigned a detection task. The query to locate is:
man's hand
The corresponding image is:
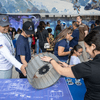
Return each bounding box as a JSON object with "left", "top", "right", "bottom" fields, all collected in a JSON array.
[{"left": 20, "top": 64, "right": 27, "bottom": 76}]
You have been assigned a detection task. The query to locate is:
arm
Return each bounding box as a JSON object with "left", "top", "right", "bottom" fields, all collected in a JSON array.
[
  {"left": 84, "top": 30, "right": 88, "bottom": 37},
  {"left": 46, "top": 37, "right": 50, "bottom": 44},
  {"left": 13, "top": 31, "right": 15, "bottom": 39},
  {"left": 41, "top": 56, "right": 91, "bottom": 79},
  {"left": 41, "top": 56, "right": 75, "bottom": 78},
  {"left": 45, "top": 29, "right": 50, "bottom": 44},
  {"left": 58, "top": 46, "right": 70, "bottom": 56},
  {"left": 51, "top": 60, "right": 75, "bottom": 77},
  {"left": 68, "top": 36, "right": 73, "bottom": 41},
  {"left": 57, "top": 61, "right": 74, "bottom": 68},
  {"left": 57, "top": 61, "right": 68, "bottom": 67},
  {"left": 84, "top": 25, "right": 88, "bottom": 37},
  {"left": 20, "top": 55, "right": 27, "bottom": 66},
  {"left": 0, "top": 45, "right": 27, "bottom": 76}
]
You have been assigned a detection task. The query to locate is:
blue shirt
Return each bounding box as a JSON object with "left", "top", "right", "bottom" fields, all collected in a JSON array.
[
  {"left": 15, "top": 35, "right": 31, "bottom": 73},
  {"left": 54, "top": 39, "right": 69, "bottom": 61},
  {"left": 69, "top": 28, "right": 79, "bottom": 47}
]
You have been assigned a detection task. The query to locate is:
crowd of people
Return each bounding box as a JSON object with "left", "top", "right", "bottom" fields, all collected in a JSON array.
[{"left": 0, "top": 14, "right": 100, "bottom": 100}]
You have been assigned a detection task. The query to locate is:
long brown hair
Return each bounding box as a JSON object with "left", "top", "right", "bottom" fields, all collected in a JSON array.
[{"left": 54, "top": 27, "right": 73, "bottom": 45}]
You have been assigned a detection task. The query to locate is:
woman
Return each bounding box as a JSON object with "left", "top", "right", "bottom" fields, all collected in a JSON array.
[
  {"left": 54, "top": 28, "right": 73, "bottom": 62},
  {"left": 8, "top": 27, "right": 17, "bottom": 40},
  {"left": 41, "top": 30, "right": 100, "bottom": 100},
  {"left": 38, "top": 21, "right": 50, "bottom": 52},
  {"left": 14, "top": 28, "right": 22, "bottom": 40}
]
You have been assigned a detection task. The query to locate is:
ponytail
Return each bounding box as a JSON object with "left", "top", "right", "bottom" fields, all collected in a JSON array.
[
  {"left": 68, "top": 44, "right": 82, "bottom": 64},
  {"left": 68, "top": 49, "right": 74, "bottom": 64}
]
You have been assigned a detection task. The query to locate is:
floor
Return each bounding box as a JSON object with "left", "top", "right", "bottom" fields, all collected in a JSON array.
[{"left": 12, "top": 66, "right": 19, "bottom": 79}]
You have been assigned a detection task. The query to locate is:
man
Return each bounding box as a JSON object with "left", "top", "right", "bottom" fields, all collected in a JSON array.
[
  {"left": 45, "top": 22, "right": 54, "bottom": 36},
  {"left": 69, "top": 21, "right": 79, "bottom": 48},
  {"left": 45, "top": 22, "right": 50, "bottom": 29},
  {"left": 57, "top": 20, "right": 61, "bottom": 26},
  {"left": 15, "top": 21, "right": 35, "bottom": 78},
  {"left": 92, "top": 20, "right": 100, "bottom": 31},
  {"left": 76, "top": 15, "right": 88, "bottom": 62},
  {"left": 0, "top": 15, "right": 26, "bottom": 79},
  {"left": 57, "top": 20, "right": 63, "bottom": 30}
]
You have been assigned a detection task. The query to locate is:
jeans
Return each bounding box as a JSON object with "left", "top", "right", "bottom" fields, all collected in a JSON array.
[
  {"left": 36, "top": 39, "right": 42, "bottom": 54},
  {"left": 28, "top": 37, "right": 32, "bottom": 53},
  {"left": 0, "top": 68, "right": 12, "bottom": 79}
]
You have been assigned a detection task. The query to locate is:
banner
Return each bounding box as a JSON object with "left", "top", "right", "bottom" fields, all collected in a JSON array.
[{"left": 0, "top": 0, "right": 100, "bottom": 15}]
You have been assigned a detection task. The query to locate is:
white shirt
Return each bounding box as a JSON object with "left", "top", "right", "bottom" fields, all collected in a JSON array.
[
  {"left": 0, "top": 32, "right": 22, "bottom": 70},
  {"left": 69, "top": 56, "right": 81, "bottom": 65},
  {"left": 14, "top": 34, "right": 20, "bottom": 40}
]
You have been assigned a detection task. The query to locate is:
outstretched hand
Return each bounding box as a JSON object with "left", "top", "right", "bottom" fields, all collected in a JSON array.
[{"left": 41, "top": 56, "right": 52, "bottom": 62}]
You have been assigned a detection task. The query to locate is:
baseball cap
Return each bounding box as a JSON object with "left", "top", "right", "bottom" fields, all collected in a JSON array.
[
  {"left": 0, "top": 15, "right": 11, "bottom": 27},
  {"left": 22, "top": 21, "right": 35, "bottom": 35}
]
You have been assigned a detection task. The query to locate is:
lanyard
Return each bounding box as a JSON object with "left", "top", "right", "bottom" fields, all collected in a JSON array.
[{"left": 3, "top": 33, "right": 14, "bottom": 55}]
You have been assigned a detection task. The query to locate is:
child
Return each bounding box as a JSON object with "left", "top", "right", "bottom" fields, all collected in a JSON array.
[
  {"left": 31, "top": 34, "right": 35, "bottom": 54},
  {"left": 47, "top": 28, "right": 54, "bottom": 53},
  {"left": 15, "top": 21, "right": 34, "bottom": 78},
  {"left": 67, "top": 44, "right": 83, "bottom": 85},
  {"left": 69, "top": 44, "right": 83, "bottom": 65}
]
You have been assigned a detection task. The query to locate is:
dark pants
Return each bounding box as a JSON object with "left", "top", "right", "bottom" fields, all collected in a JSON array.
[
  {"left": 16, "top": 68, "right": 27, "bottom": 78},
  {"left": 39, "top": 45, "right": 46, "bottom": 52},
  {"left": 19, "top": 73, "right": 27, "bottom": 78}
]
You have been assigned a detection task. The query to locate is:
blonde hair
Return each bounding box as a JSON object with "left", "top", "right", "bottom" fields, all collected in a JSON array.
[{"left": 54, "top": 27, "right": 73, "bottom": 45}]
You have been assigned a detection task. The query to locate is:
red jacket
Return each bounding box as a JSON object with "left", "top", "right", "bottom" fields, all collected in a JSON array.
[{"left": 32, "top": 36, "right": 35, "bottom": 45}]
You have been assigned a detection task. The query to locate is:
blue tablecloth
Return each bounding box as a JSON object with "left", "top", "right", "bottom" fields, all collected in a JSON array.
[
  {"left": 0, "top": 77, "right": 86, "bottom": 100},
  {"left": 0, "top": 78, "right": 73, "bottom": 100},
  {"left": 65, "top": 77, "right": 86, "bottom": 100}
]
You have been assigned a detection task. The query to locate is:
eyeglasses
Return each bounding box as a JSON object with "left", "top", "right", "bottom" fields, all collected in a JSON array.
[{"left": 78, "top": 51, "right": 83, "bottom": 54}]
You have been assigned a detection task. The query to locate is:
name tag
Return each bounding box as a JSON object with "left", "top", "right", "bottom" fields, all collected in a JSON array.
[{"left": 79, "top": 25, "right": 84, "bottom": 27}]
